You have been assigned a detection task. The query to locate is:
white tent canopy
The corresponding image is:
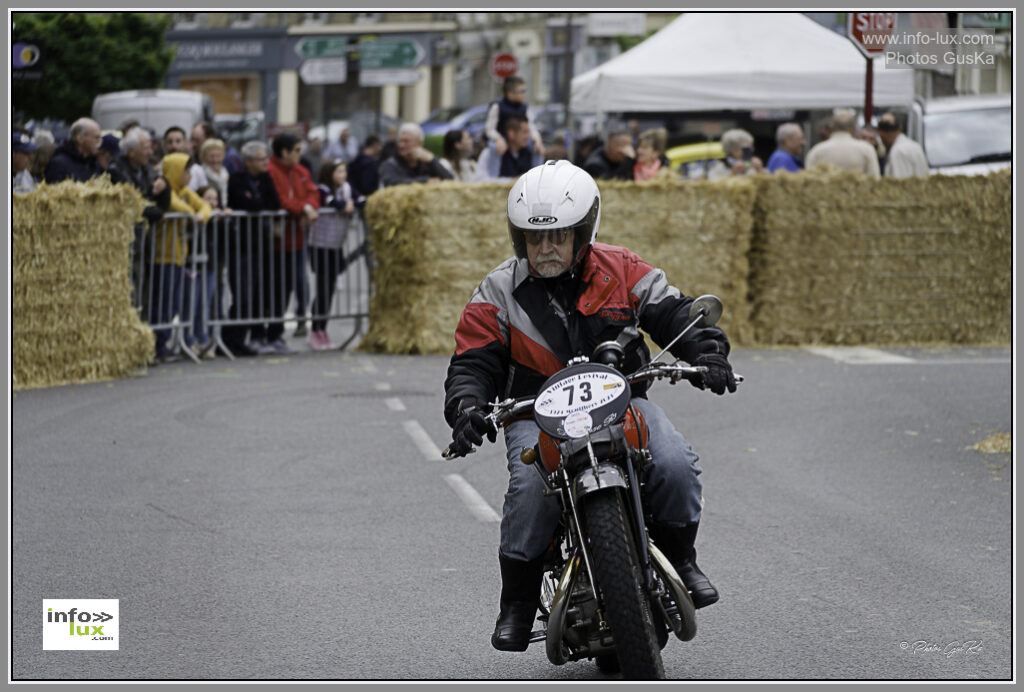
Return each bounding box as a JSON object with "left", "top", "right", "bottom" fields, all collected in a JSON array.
[{"left": 570, "top": 13, "right": 915, "bottom": 113}]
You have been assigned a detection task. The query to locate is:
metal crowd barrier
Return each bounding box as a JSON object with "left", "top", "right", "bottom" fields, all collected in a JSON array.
[{"left": 132, "top": 208, "right": 372, "bottom": 363}]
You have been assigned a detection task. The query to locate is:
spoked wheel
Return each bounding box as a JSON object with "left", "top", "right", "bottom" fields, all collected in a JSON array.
[{"left": 581, "top": 490, "right": 665, "bottom": 680}]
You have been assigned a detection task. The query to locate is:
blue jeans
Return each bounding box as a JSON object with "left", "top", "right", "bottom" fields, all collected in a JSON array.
[
  {"left": 182, "top": 268, "right": 217, "bottom": 347},
  {"left": 500, "top": 397, "right": 703, "bottom": 562},
  {"left": 149, "top": 264, "right": 183, "bottom": 355}
]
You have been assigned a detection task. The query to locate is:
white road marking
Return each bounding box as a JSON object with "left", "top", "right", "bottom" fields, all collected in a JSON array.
[
  {"left": 444, "top": 474, "right": 501, "bottom": 523},
  {"left": 403, "top": 420, "right": 443, "bottom": 460},
  {"left": 401, "top": 419, "right": 502, "bottom": 523},
  {"left": 375, "top": 382, "right": 392, "bottom": 391},
  {"left": 805, "top": 347, "right": 916, "bottom": 364},
  {"left": 385, "top": 398, "right": 406, "bottom": 412},
  {"left": 903, "top": 358, "right": 1011, "bottom": 366}
]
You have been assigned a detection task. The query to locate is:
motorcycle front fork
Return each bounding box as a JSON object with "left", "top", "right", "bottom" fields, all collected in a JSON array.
[{"left": 623, "top": 446, "right": 659, "bottom": 592}]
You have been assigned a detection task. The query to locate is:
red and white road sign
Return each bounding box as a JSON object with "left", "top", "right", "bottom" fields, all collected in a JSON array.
[
  {"left": 490, "top": 52, "right": 519, "bottom": 80},
  {"left": 848, "top": 12, "right": 897, "bottom": 58}
]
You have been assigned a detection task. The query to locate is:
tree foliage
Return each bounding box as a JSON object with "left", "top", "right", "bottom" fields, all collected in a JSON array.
[
  {"left": 615, "top": 30, "right": 657, "bottom": 54},
  {"left": 13, "top": 13, "right": 175, "bottom": 122}
]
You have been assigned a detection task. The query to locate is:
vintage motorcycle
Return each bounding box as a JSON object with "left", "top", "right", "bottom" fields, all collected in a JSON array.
[{"left": 444, "top": 295, "right": 741, "bottom": 679}]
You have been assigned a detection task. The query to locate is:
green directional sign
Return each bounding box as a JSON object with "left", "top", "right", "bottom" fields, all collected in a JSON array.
[
  {"left": 298, "top": 37, "right": 348, "bottom": 59},
  {"left": 359, "top": 39, "right": 424, "bottom": 70}
]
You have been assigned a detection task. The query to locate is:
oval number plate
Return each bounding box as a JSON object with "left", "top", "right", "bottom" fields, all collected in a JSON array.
[{"left": 534, "top": 364, "right": 630, "bottom": 439}]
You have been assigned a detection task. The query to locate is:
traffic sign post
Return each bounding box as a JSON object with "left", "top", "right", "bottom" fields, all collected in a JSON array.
[
  {"left": 489, "top": 52, "right": 519, "bottom": 81},
  {"left": 299, "top": 57, "right": 348, "bottom": 85},
  {"left": 359, "top": 39, "right": 425, "bottom": 70},
  {"left": 358, "top": 69, "right": 421, "bottom": 87},
  {"left": 296, "top": 37, "right": 349, "bottom": 60},
  {"left": 847, "top": 12, "right": 896, "bottom": 59},
  {"left": 848, "top": 12, "right": 896, "bottom": 123},
  {"left": 358, "top": 38, "right": 425, "bottom": 87}
]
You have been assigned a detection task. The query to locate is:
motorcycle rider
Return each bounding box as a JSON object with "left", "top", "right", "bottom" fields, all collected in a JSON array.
[{"left": 443, "top": 160, "right": 737, "bottom": 652}]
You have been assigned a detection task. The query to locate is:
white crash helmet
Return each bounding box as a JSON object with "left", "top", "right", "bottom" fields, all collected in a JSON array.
[{"left": 507, "top": 160, "right": 601, "bottom": 271}]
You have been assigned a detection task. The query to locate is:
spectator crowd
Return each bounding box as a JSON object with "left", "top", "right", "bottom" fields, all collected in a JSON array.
[{"left": 13, "top": 76, "right": 930, "bottom": 363}]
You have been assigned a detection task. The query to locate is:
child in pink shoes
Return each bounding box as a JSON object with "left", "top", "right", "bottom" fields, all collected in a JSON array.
[{"left": 306, "top": 159, "right": 355, "bottom": 351}]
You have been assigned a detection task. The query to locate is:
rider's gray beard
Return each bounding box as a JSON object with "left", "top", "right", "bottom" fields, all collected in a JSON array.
[{"left": 533, "top": 253, "right": 569, "bottom": 278}]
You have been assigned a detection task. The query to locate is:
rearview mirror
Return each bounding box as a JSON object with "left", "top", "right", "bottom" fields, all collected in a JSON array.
[{"left": 690, "top": 295, "right": 723, "bottom": 328}]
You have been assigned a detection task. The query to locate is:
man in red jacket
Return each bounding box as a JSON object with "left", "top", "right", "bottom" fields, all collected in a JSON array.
[
  {"left": 266, "top": 132, "right": 319, "bottom": 354},
  {"left": 444, "top": 161, "right": 737, "bottom": 652}
]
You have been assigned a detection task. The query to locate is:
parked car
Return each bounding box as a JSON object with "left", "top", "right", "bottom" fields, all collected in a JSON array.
[
  {"left": 906, "top": 93, "right": 1011, "bottom": 176},
  {"left": 420, "top": 106, "right": 467, "bottom": 136},
  {"left": 666, "top": 141, "right": 726, "bottom": 180},
  {"left": 418, "top": 103, "right": 491, "bottom": 140}
]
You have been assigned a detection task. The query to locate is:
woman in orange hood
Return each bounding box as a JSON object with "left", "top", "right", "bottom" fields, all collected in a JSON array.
[{"left": 149, "top": 152, "right": 212, "bottom": 360}]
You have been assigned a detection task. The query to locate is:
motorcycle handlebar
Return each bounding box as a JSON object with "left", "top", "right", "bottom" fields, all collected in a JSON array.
[{"left": 441, "top": 363, "right": 743, "bottom": 460}]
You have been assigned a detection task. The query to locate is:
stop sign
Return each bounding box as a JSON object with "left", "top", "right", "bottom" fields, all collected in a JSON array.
[
  {"left": 490, "top": 52, "right": 519, "bottom": 80},
  {"left": 848, "top": 12, "right": 897, "bottom": 58}
]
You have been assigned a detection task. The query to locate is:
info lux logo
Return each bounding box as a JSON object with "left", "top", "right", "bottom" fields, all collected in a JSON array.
[{"left": 43, "top": 599, "right": 119, "bottom": 650}]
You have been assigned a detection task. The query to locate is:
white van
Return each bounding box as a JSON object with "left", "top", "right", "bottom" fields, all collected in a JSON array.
[
  {"left": 906, "top": 93, "right": 1011, "bottom": 176},
  {"left": 92, "top": 89, "right": 214, "bottom": 138}
]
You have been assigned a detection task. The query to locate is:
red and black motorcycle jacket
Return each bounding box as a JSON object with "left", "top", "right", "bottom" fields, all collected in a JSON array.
[{"left": 443, "top": 242, "right": 730, "bottom": 427}]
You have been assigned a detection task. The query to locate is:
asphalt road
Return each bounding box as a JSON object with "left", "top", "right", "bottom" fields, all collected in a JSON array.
[{"left": 11, "top": 342, "right": 1012, "bottom": 681}]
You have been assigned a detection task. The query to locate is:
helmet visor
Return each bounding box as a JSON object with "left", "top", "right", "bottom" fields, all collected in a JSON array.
[
  {"left": 508, "top": 198, "right": 600, "bottom": 260},
  {"left": 522, "top": 228, "right": 571, "bottom": 247}
]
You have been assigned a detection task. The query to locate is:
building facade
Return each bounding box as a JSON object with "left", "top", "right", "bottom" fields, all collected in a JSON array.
[
  {"left": 163, "top": 11, "right": 667, "bottom": 133},
  {"left": 163, "top": 11, "right": 1010, "bottom": 139}
]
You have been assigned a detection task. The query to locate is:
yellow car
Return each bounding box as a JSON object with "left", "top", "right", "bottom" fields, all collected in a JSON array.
[{"left": 666, "top": 141, "right": 725, "bottom": 170}]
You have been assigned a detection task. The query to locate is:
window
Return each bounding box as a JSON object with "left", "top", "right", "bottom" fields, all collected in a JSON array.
[
  {"left": 230, "top": 12, "right": 266, "bottom": 28},
  {"left": 173, "top": 12, "right": 203, "bottom": 29},
  {"left": 923, "top": 107, "right": 1011, "bottom": 167},
  {"left": 303, "top": 12, "right": 329, "bottom": 25}
]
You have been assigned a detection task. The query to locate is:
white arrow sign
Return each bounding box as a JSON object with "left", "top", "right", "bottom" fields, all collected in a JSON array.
[
  {"left": 358, "top": 68, "right": 421, "bottom": 87},
  {"left": 299, "top": 57, "right": 348, "bottom": 85}
]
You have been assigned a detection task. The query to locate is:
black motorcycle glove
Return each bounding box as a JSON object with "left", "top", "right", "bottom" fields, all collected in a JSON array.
[
  {"left": 450, "top": 404, "right": 497, "bottom": 456},
  {"left": 694, "top": 352, "right": 737, "bottom": 395},
  {"left": 678, "top": 327, "right": 729, "bottom": 365}
]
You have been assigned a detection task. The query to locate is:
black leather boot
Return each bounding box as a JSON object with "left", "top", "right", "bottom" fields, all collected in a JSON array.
[
  {"left": 649, "top": 522, "right": 719, "bottom": 609},
  {"left": 491, "top": 553, "right": 545, "bottom": 651}
]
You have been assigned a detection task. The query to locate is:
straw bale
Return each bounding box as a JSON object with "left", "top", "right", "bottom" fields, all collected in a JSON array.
[
  {"left": 13, "top": 178, "right": 154, "bottom": 390},
  {"left": 359, "top": 169, "right": 1008, "bottom": 356},
  {"left": 596, "top": 178, "right": 756, "bottom": 346},
  {"left": 749, "top": 168, "right": 1010, "bottom": 345},
  {"left": 361, "top": 178, "right": 755, "bottom": 355}
]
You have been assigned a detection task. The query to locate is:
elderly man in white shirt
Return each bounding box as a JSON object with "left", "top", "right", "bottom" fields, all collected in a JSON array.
[
  {"left": 805, "top": 109, "right": 880, "bottom": 178},
  {"left": 877, "top": 112, "right": 930, "bottom": 178}
]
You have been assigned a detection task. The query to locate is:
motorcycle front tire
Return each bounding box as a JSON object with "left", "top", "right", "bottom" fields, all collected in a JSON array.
[{"left": 581, "top": 489, "right": 665, "bottom": 680}]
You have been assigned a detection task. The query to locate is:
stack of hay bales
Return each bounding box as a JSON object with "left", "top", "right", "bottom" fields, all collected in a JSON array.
[
  {"left": 361, "top": 181, "right": 512, "bottom": 354},
  {"left": 750, "top": 168, "right": 1011, "bottom": 345},
  {"left": 597, "top": 178, "right": 756, "bottom": 346},
  {"left": 362, "top": 178, "right": 755, "bottom": 355},
  {"left": 13, "top": 178, "right": 153, "bottom": 390}
]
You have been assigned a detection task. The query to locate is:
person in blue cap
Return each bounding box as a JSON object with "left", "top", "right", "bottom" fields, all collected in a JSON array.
[
  {"left": 96, "top": 133, "right": 120, "bottom": 171},
  {"left": 12, "top": 132, "right": 39, "bottom": 194}
]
